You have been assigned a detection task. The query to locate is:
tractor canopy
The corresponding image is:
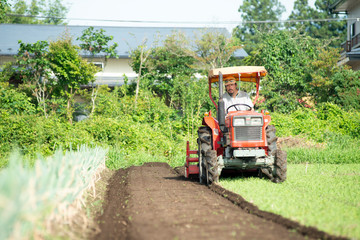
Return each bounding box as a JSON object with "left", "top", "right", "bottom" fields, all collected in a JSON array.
[
  {"left": 207, "top": 66, "right": 267, "bottom": 109},
  {"left": 208, "top": 66, "right": 267, "bottom": 83}
]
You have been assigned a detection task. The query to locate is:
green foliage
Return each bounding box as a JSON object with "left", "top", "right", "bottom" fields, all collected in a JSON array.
[
  {"left": 13, "top": 40, "right": 53, "bottom": 116},
  {"left": 245, "top": 30, "right": 319, "bottom": 112},
  {"left": 1, "top": 0, "right": 69, "bottom": 24},
  {"left": 191, "top": 31, "right": 243, "bottom": 72},
  {"left": 77, "top": 26, "right": 119, "bottom": 59},
  {"left": 272, "top": 103, "right": 360, "bottom": 141},
  {"left": 0, "top": 0, "right": 10, "bottom": 21},
  {"left": 0, "top": 82, "right": 36, "bottom": 114},
  {"left": 220, "top": 164, "right": 360, "bottom": 239},
  {"left": 326, "top": 69, "right": 360, "bottom": 110},
  {"left": 0, "top": 146, "right": 106, "bottom": 240},
  {"left": 287, "top": 0, "right": 346, "bottom": 48},
  {"left": 48, "top": 35, "right": 98, "bottom": 122},
  {"left": 233, "top": 0, "right": 285, "bottom": 52},
  {"left": 0, "top": 114, "right": 94, "bottom": 160},
  {"left": 245, "top": 29, "right": 359, "bottom": 112}
]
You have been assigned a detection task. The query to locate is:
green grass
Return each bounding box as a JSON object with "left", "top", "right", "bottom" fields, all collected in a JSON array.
[
  {"left": 106, "top": 145, "right": 185, "bottom": 169},
  {"left": 220, "top": 164, "right": 360, "bottom": 239},
  {"left": 284, "top": 134, "right": 360, "bottom": 164}
]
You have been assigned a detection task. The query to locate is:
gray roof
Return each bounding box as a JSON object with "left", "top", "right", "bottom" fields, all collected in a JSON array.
[
  {"left": 0, "top": 24, "right": 248, "bottom": 58},
  {"left": 329, "top": 0, "right": 358, "bottom": 13}
]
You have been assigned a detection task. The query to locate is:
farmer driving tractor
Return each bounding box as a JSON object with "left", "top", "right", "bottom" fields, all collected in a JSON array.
[
  {"left": 223, "top": 76, "right": 253, "bottom": 112},
  {"left": 185, "top": 66, "right": 287, "bottom": 184}
]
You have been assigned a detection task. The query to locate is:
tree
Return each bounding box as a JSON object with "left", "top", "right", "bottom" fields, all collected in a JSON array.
[
  {"left": 233, "top": 0, "right": 285, "bottom": 53},
  {"left": 0, "top": 0, "right": 10, "bottom": 21},
  {"left": 48, "top": 35, "right": 98, "bottom": 123},
  {"left": 2, "top": 0, "right": 69, "bottom": 24},
  {"left": 244, "top": 30, "right": 324, "bottom": 112},
  {"left": 191, "top": 30, "right": 243, "bottom": 73},
  {"left": 244, "top": 29, "right": 359, "bottom": 112},
  {"left": 287, "top": 0, "right": 346, "bottom": 48},
  {"left": 13, "top": 40, "right": 53, "bottom": 117},
  {"left": 130, "top": 39, "right": 153, "bottom": 108},
  {"left": 77, "top": 26, "right": 119, "bottom": 115},
  {"left": 129, "top": 31, "right": 241, "bottom": 108}
]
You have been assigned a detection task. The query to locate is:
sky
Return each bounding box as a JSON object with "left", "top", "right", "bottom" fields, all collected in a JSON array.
[{"left": 65, "top": 0, "right": 316, "bottom": 31}]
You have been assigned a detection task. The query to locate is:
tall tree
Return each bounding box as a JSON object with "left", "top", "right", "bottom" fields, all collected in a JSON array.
[
  {"left": 2, "top": 0, "right": 68, "bottom": 24},
  {"left": 12, "top": 40, "right": 52, "bottom": 117},
  {"left": 233, "top": 0, "right": 285, "bottom": 53},
  {"left": 287, "top": 0, "right": 346, "bottom": 48},
  {"left": 77, "top": 26, "right": 119, "bottom": 115},
  {"left": 0, "top": 0, "right": 10, "bottom": 21},
  {"left": 48, "top": 34, "right": 98, "bottom": 123}
]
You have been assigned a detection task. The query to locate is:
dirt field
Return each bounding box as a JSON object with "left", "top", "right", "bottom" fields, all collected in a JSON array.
[{"left": 93, "top": 162, "right": 346, "bottom": 240}]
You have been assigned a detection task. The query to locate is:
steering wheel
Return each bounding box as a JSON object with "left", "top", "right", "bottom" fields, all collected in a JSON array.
[{"left": 226, "top": 103, "right": 252, "bottom": 113}]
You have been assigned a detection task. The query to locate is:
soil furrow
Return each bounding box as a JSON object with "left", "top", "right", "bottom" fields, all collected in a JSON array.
[{"left": 94, "top": 162, "right": 345, "bottom": 240}]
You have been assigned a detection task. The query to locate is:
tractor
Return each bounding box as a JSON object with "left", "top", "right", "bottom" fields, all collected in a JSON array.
[{"left": 185, "top": 66, "right": 287, "bottom": 184}]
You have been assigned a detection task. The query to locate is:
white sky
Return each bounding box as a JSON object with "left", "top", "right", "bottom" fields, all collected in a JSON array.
[{"left": 66, "top": 0, "right": 316, "bottom": 31}]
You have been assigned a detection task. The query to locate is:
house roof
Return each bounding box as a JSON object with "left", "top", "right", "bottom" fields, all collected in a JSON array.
[
  {"left": 0, "top": 24, "right": 248, "bottom": 59},
  {"left": 330, "top": 0, "right": 359, "bottom": 13}
]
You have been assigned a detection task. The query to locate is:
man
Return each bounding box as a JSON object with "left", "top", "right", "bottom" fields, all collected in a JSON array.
[{"left": 223, "top": 76, "right": 253, "bottom": 112}]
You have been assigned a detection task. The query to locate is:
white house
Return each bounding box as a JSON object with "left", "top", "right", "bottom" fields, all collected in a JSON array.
[
  {"left": 330, "top": 0, "right": 360, "bottom": 70},
  {"left": 0, "top": 24, "right": 248, "bottom": 86}
]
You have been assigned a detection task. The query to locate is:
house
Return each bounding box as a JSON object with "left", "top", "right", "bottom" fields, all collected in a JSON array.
[
  {"left": 330, "top": 0, "right": 360, "bottom": 70},
  {"left": 0, "top": 24, "right": 248, "bottom": 86}
]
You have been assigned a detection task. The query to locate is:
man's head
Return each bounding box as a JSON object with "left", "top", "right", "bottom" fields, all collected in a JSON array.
[{"left": 224, "top": 76, "right": 238, "bottom": 96}]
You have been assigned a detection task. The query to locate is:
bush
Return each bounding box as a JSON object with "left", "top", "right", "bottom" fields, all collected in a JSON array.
[
  {"left": 0, "top": 83, "right": 36, "bottom": 115},
  {"left": 272, "top": 103, "right": 360, "bottom": 141}
]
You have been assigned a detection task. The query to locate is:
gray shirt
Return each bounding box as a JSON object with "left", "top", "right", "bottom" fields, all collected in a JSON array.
[{"left": 223, "top": 91, "right": 253, "bottom": 112}]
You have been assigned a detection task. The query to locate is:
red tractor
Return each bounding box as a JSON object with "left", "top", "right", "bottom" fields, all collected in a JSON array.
[{"left": 185, "top": 66, "right": 287, "bottom": 184}]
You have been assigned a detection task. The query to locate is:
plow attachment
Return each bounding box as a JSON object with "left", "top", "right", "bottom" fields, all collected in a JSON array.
[{"left": 185, "top": 141, "right": 199, "bottom": 178}]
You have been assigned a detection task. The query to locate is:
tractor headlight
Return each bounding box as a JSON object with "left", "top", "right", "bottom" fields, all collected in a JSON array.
[
  {"left": 251, "top": 117, "right": 263, "bottom": 126},
  {"left": 233, "top": 118, "right": 245, "bottom": 126}
]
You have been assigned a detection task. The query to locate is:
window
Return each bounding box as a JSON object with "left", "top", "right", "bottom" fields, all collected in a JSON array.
[
  {"left": 93, "top": 62, "right": 104, "bottom": 70},
  {"left": 351, "top": 22, "right": 356, "bottom": 38}
]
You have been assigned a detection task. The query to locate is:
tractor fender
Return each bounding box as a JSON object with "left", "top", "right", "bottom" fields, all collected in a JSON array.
[{"left": 202, "top": 116, "right": 222, "bottom": 151}]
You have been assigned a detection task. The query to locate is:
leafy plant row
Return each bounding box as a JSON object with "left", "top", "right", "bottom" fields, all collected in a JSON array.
[{"left": 0, "top": 146, "right": 107, "bottom": 239}]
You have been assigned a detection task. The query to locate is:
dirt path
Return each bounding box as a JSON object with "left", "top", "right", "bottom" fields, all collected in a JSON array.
[{"left": 94, "top": 162, "right": 344, "bottom": 240}]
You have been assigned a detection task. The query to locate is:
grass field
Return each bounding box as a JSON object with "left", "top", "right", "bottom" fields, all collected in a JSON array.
[{"left": 220, "top": 163, "right": 360, "bottom": 239}]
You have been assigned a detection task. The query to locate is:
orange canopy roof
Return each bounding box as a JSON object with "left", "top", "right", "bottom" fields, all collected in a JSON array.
[{"left": 208, "top": 66, "right": 267, "bottom": 83}]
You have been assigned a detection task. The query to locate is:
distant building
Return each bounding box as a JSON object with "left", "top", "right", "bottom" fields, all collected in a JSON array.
[
  {"left": 0, "top": 24, "right": 248, "bottom": 86},
  {"left": 330, "top": 0, "right": 360, "bottom": 70}
]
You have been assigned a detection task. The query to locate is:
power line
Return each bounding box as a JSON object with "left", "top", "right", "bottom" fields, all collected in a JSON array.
[{"left": 5, "top": 13, "right": 354, "bottom": 25}]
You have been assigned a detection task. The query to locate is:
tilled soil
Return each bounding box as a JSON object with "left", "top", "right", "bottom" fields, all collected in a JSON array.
[{"left": 94, "top": 162, "right": 346, "bottom": 240}]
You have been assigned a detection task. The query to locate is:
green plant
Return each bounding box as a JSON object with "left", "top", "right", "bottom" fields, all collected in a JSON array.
[
  {"left": 0, "top": 82, "right": 36, "bottom": 114},
  {"left": 77, "top": 26, "right": 119, "bottom": 115},
  {"left": 0, "top": 146, "right": 107, "bottom": 240},
  {"left": 13, "top": 40, "right": 53, "bottom": 117},
  {"left": 220, "top": 164, "right": 360, "bottom": 239},
  {"left": 48, "top": 34, "right": 98, "bottom": 123}
]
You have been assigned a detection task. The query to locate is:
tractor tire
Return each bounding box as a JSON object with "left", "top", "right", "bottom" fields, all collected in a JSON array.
[
  {"left": 198, "top": 127, "right": 219, "bottom": 185},
  {"left": 205, "top": 149, "right": 219, "bottom": 184},
  {"left": 265, "top": 125, "right": 287, "bottom": 183},
  {"left": 273, "top": 150, "right": 287, "bottom": 183},
  {"left": 266, "top": 125, "right": 277, "bottom": 156}
]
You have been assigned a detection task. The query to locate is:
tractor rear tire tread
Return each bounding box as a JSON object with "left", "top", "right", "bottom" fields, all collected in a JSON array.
[
  {"left": 273, "top": 150, "right": 287, "bottom": 183},
  {"left": 266, "top": 125, "right": 277, "bottom": 156}
]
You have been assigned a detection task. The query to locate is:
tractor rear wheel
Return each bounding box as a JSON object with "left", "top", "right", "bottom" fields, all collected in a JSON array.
[
  {"left": 273, "top": 150, "right": 287, "bottom": 183},
  {"left": 265, "top": 125, "right": 287, "bottom": 183},
  {"left": 266, "top": 125, "right": 277, "bottom": 156},
  {"left": 198, "top": 127, "right": 218, "bottom": 185}
]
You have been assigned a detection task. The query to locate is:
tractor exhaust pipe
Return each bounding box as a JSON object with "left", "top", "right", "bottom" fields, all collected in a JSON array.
[{"left": 218, "top": 72, "right": 226, "bottom": 134}]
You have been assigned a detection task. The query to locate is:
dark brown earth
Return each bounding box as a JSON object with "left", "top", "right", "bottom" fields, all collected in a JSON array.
[{"left": 93, "top": 162, "right": 347, "bottom": 240}]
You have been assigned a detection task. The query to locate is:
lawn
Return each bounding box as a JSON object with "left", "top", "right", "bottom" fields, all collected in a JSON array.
[{"left": 220, "top": 164, "right": 360, "bottom": 239}]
